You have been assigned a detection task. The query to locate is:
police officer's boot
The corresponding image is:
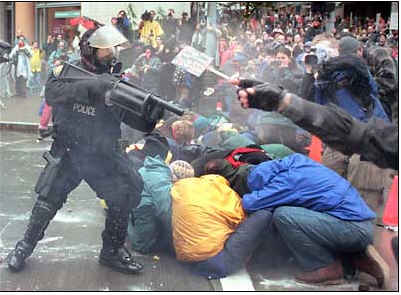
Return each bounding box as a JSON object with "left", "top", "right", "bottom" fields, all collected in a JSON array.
[
  {"left": 7, "top": 200, "right": 56, "bottom": 272},
  {"left": 99, "top": 206, "right": 143, "bottom": 274}
]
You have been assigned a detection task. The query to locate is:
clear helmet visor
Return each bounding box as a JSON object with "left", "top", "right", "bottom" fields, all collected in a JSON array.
[{"left": 88, "top": 25, "right": 128, "bottom": 49}]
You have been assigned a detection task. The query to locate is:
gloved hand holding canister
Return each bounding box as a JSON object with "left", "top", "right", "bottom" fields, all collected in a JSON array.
[{"left": 230, "top": 78, "right": 290, "bottom": 112}]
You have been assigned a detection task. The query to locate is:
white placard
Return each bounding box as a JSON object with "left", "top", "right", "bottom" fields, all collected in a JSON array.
[{"left": 172, "top": 46, "right": 214, "bottom": 77}]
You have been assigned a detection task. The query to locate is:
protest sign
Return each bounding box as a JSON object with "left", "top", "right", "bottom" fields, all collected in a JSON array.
[{"left": 172, "top": 46, "right": 213, "bottom": 77}]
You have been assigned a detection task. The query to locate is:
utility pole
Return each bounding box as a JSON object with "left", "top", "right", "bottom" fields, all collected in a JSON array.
[
  {"left": 324, "top": 2, "right": 336, "bottom": 33},
  {"left": 205, "top": 2, "right": 218, "bottom": 67}
]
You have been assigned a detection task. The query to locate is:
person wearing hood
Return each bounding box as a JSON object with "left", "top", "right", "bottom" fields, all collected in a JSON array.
[
  {"left": 365, "top": 46, "right": 398, "bottom": 124},
  {"left": 314, "top": 53, "right": 389, "bottom": 124},
  {"left": 313, "top": 52, "right": 391, "bottom": 181},
  {"left": 203, "top": 155, "right": 389, "bottom": 288}
]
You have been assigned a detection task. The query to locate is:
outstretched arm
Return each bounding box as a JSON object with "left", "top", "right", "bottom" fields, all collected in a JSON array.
[{"left": 232, "top": 79, "right": 398, "bottom": 170}]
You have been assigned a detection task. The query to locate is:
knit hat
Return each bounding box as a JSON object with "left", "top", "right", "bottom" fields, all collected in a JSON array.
[
  {"left": 169, "top": 160, "right": 194, "bottom": 182},
  {"left": 339, "top": 36, "right": 360, "bottom": 56}
]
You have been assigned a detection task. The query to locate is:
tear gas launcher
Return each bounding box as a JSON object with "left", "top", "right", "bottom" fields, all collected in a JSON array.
[{"left": 59, "top": 62, "right": 185, "bottom": 120}]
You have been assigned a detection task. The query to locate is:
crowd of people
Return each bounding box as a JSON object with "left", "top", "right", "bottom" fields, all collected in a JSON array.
[
  {"left": 2, "top": 5, "right": 398, "bottom": 291},
  {"left": 104, "top": 6, "right": 399, "bottom": 288}
]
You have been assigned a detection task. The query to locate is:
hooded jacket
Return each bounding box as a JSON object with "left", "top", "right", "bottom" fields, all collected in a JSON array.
[
  {"left": 128, "top": 155, "right": 173, "bottom": 254},
  {"left": 315, "top": 55, "right": 389, "bottom": 123},
  {"left": 242, "top": 153, "right": 376, "bottom": 221},
  {"left": 171, "top": 175, "right": 246, "bottom": 262},
  {"left": 366, "top": 46, "right": 398, "bottom": 121}
]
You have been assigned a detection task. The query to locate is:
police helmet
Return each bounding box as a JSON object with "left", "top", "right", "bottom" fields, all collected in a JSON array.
[{"left": 80, "top": 25, "right": 128, "bottom": 58}]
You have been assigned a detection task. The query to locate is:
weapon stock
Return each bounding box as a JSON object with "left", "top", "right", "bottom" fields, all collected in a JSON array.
[{"left": 59, "top": 62, "right": 184, "bottom": 119}]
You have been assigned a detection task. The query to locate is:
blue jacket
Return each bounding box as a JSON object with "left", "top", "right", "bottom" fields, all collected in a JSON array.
[
  {"left": 314, "top": 69, "right": 389, "bottom": 123},
  {"left": 315, "top": 87, "right": 389, "bottom": 123},
  {"left": 242, "top": 154, "right": 376, "bottom": 221}
]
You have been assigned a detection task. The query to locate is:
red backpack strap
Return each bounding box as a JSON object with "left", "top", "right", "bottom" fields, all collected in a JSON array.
[{"left": 225, "top": 147, "right": 264, "bottom": 168}]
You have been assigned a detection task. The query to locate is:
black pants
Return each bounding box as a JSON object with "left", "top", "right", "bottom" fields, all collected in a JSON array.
[
  {"left": 33, "top": 145, "right": 143, "bottom": 250},
  {"left": 40, "top": 147, "right": 143, "bottom": 211}
]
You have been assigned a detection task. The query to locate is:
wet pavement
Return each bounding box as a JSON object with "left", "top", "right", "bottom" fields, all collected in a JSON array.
[{"left": 0, "top": 130, "right": 399, "bottom": 292}]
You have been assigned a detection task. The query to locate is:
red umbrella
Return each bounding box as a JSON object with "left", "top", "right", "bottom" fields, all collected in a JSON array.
[{"left": 69, "top": 17, "right": 101, "bottom": 30}]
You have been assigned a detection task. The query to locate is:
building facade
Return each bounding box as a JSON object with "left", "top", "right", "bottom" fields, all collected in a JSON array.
[
  {"left": 1, "top": 2, "right": 15, "bottom": 44},
  {"left": 0, "top": 2, "right": 394, "bottom": 46},
  {"left": 1, "top": 1, "right": 191, "bottom": 46},
  {"left": 81, "top": 2, "right": 191, "bottom": 26}
]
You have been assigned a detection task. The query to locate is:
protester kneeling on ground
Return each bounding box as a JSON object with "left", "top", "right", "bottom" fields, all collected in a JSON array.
[
  {"left": 127, "top": 154, "right": 271, "bottom": 279},
  {"left": 203, "top": 154, "right": 390, "bottom": 288}
]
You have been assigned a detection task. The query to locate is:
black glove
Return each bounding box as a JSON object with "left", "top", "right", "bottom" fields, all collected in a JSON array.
[
  {"left": 145, "top": 102, "right": 165, "bottom": 121},
  {"left": 152, "top": 106, "right": 165, "bottom": 121},
  {"left": 74, "top": 74, "right": 113, "bottom": 104},
  {"left": 237, "top": 78, "right": 265, "bottom": 89},
  {"left": 238, "top": 79, "right": 287, "bottom": 111}
]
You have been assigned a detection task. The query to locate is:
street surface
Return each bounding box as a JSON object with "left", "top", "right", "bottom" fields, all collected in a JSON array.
[{"left": 0, "top": 96, "right": 398, "bottom": 291}]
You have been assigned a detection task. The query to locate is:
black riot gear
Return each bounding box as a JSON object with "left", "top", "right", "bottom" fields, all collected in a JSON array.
[
  {"left": 7, "top": 24, "right": 158, "bottom": 275},
  {"left": 7, "top": 201, "right": 57, "bottom": 272}
]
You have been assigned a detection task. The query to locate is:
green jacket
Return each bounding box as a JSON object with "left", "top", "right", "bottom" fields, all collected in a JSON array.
[{"left": 128, "top": 155, "right": 173, "bottom": 254}]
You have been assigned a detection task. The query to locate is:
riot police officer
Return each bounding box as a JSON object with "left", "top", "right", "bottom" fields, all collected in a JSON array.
[{"left": 7, "top": 25, "right": 162, "bottom": 274}]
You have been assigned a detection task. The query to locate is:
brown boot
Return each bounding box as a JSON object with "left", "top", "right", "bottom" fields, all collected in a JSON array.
[
  {"left": 352, "top": 244, "right": 390, "bottom": 289},
  {"left": 295, "top": 260, "right": 344, "bottom": 285}
]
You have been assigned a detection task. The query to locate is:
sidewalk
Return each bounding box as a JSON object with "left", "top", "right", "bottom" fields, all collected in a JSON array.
[
  {"left": 0, "top": 94, "right": 43, "bottom": 132},
  {"left": 0, "top": 92, "right": 219, "bottom": 133}
]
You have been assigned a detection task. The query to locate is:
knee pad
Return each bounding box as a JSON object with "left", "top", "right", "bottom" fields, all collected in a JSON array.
[
  {"left": 37, "top": 195, "right": 66, "bottom": 212},
  {"left": 33, "top": 199, "right": 57, "bottom": 216}
]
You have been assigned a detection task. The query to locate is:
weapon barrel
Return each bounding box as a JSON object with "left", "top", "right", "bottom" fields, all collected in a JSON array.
[
  {"left": 148, "top": 94, "right": 185, "bottom": 116},
  {"left": 112, "top": 80, "right": 184, "bottom": 116},
  {"left": 60, "top": 62, "right": 184, "bottom": 117}
]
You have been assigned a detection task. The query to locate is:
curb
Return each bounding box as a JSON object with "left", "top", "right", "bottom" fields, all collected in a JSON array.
[{"left": 0, "top": 121, "right": 41, "bottom": 133}]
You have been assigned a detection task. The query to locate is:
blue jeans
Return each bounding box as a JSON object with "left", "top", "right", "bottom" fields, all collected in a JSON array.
[
  {"left": 192, "top": 209, "right": 273, "bottom": 279},
  {"left": 272, "top": 206, "right": 374, "bottom": 271}
]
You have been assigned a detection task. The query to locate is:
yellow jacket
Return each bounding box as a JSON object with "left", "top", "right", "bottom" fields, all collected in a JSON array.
[
  {"left": 139, "top": 20, "right": 164, "bottom": 48},
  {"left": 30, "top": 48, "right": 43, "bottom": 72},
  {"left": 171, "top": 175, "right": 246, "bottom": 262}
]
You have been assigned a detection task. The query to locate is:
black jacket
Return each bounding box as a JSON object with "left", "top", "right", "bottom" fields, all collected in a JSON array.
[
  {"left": 281, "top": 94, "right": 398, "bottom": 170},
  {"left": 45, "top": 62, "right": 157, "bottom": 154}
]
